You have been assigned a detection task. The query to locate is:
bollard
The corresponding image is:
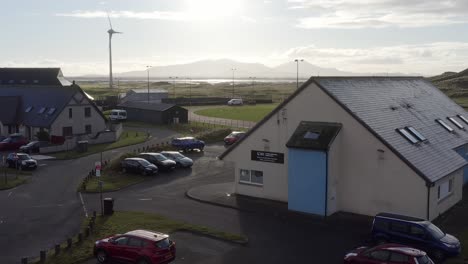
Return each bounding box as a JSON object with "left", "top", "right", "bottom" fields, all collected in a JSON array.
[
  {"left": 78, "top": 233, "right": 83, "bottom": 243},
  {"left": 40, "top": 250, "right": 46, "bottom": 262},
  {"left": 21, "top": 257, "right": 28, "bottom": 264},
  {"left": 54, "top": 244, "right": 60, "bottom": 255},
  {"left": 67, "top": 238, "right": 72, "bottom": 249}
]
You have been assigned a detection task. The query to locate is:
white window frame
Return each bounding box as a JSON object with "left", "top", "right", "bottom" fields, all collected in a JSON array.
[
  {"left": 438, "top": 178, "right": 454, "bottom": 201},
  {"left": 239, "top": 169, "right": 263, "bottom": 186}
]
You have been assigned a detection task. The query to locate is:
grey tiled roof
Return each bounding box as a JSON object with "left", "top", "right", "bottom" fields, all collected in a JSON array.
[
  {"left": 0, "top": 68, "right": 71, "bottom": 86},
  {"left": 315, "top": 77, "right": 468, "bottom": 183},
  {"left": 0, "top": 96, "right": 20, "bottom": 124}
]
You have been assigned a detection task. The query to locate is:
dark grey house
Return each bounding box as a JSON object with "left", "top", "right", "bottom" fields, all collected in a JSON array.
[
  {"left": 118, "top": 101, "right": 188, "bottom": 124},
  {"left": 121, "top": 88, "right": 168, "bottom": 104},
  {"left": 0, "top": 68, "right": 107, "bottom": 140}
]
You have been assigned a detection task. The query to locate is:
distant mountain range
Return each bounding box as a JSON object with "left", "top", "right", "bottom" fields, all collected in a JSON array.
[
  {"left": 428, "top": 68, "right": 468, "bottom": 91},
  {"left": 77, "top": 59, "right": 410, "bottom": 79}
]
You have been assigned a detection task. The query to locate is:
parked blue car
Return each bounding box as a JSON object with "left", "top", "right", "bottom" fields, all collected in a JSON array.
[
  {"left": 171, "top": 137, "right": 205, "bottom": 152},
  {"left": 371, "top": 213, "right": 461, "bottom": 261}
]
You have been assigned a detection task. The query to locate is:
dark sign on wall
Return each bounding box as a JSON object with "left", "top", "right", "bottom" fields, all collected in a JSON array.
[{"left": 251, "top": 150, "right": 284, "bottom": 164}]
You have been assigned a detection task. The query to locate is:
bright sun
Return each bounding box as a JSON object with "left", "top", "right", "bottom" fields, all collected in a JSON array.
[{"left": 185, "top": 0, "right": 242, "bottom": 20}]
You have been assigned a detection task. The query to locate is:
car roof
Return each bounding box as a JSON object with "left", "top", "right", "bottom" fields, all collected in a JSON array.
[
  {"left": 124, "top": 229, "right": 169, "bottom": 242},
  {"left": 376, "top": 244, "right": 426, "bottom": 256},
  {"left": 160, "top": 151, "right": 179, "bottom": 154},
  {"left": 125, "top": 157, "right": 146, "bottom": 161},
  {"left": 375, "top": 213, "right": 426, "bottom": 222},
  {"left": 174, "top": 137, "right": 195, "bottom": 140},
  {"left": 140, "top": 152, "right": 162, "bottom": 156},
  {"left": 231, "top": 131, "right": 245, "bottom": 134}
]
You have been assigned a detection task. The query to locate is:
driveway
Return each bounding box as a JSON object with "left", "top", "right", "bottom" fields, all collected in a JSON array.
[
  {"left": 0, "top": 126, "right": 177, "bottom": 264},
  {"left": 82, "top": 144, "right": 371, "bottom": 264}
]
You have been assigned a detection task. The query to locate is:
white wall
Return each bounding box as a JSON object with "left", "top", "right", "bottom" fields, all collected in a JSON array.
[
  {"left": 429, "top": 169, "right": 463, "bottom": 220},
  {"left": 225, "top": 83, "right": 429, "bottom": 218},
  {"left": 50, "top": 92, "right": 106, "bottom": 137}
]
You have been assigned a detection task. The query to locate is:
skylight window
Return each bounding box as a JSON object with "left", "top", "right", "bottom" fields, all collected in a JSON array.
[
  {"left": 406, "top": 126, "right": 427, "bottom": 142},
  {"left": 304, "top": 131, "right": 320, "bottom": 140},
  {"left": 38, "top": 107, "right": 46, "bottom": 114},
  {"left": 25, "top": 106, "right": 33, "bottom": 113},
  {"left": 448, "top": 117, "right": 464, "bottom": 129},
  {"left": 47, "top": 108, "right": 56, "bottom": 115},
  {"left": 457, "top": 114, "right": 468, "bottom": 125},
  {"left": 396, "top": 128, "right": 419, "bottom": 144},
  {"left": 436, "top": 119, "right": 454, "bottom": 133}
]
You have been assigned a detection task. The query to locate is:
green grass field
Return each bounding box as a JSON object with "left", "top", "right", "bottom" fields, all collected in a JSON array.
[
  {"left": 82, "top": 172, "right": 148, "bottom": 192},
  {"left": 0, "top": 175, "right": 28, "bottom": 190},
  {"left": 194, "top": 104, "right": 279, "bottom": 122},
  {"left": 42, "top": 211, "right": 247, "bottom": 264}
]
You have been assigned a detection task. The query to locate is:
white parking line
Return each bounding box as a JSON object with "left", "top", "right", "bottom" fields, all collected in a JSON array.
[
  {"left": 138, "top": 198, "right": 152, "bottom": 201},
  {"left": 79, "top": 192, "right": 89, "bottom": 218}
]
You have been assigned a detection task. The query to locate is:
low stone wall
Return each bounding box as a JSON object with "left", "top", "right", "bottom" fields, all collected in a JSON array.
[{"left": 40, "top": 139, "right": 76, "bottom": 154}]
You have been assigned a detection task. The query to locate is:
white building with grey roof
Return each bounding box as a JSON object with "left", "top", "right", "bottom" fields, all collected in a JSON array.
[{"left": 220, "top": 77, "right": 468, "bottom": 220}]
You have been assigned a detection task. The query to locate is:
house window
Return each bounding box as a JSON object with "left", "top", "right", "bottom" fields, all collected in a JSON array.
[
  {"left": 62, "top": 126, "right": 73, "bottom": 137},
  {"left": 448, "top": 117, "right": 464, "bottom": 129},
  {"left": 25, "top": 106, "right": 33, "bottom": 113},
  {"left": 85, "top": 125, "right": 92, "bottom": 134},
  {"left": 69, "top": 108, "right": 73, "bottom": 119},
  {"left": 405, "top": 126, "right": 427, "bottom": 142},
  {"left": 436, "top": 119, "right": 454, "bottom": 133},
  {"left": 38, "top": 107, "right": 47, "bottom": 114},
  {"left": 239, "top": 169, "right": 263, "bottom": 185},
  {"left": 457, "top": 114, "right": 468, "bottom": 124},
  {"left": 438, "top": 178, "right": 454, "bottom": 201},
  {"left": 85, "top": 107, "right": 91, "bottom": 118},
  {"left": 396, "top": 128, "right": 418, "bottom": 144},
  {"left": 47, "top": 108, "right": 56, "bottom": 115}
]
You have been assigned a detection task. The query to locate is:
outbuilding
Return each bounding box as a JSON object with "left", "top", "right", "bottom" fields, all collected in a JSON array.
[
  {"left": 118, "top": 101, "right": 188, "bottom": 124},
  {"left": 220, "top": 77, "right": 468, "bottom": 220}
]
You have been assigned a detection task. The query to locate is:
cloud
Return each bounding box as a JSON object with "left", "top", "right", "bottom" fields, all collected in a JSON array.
[
  {"left": 289, "top": 0, "right": 468, "bottom": 28},
  {"left": 281, "top": 42, "right": 468, "bottom": 75},
  {"left": 56, "top": 10, "right": 186, "bottom": 21}
]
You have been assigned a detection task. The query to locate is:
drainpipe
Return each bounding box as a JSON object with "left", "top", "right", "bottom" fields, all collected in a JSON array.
[
  {"left": 325, "top": 152, "right": 328, "bottom": 217},
  {"left": 426, "top": 181, "right": 434, "bottom": 220}
]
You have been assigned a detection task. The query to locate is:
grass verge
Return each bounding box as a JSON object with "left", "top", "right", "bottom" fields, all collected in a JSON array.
[
  {"left": 82, "top": 172, "right": 148, "bottom": 193},
  {"left": 194, "top": 103, "right": 278, "bottom": 122},
  {"left": 41, "top": 211, "right": 248, "bottom": 264},
  {"left": 0, "top": 175, "right": 29, "bottom": 190},
  {"left": 52, "top": 131, "right": 148, "bottom": 159}
]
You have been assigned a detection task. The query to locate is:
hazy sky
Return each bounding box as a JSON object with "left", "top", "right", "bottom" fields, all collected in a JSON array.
[{"left": 2, "top": 0, "right": 468, "bottom": 76}]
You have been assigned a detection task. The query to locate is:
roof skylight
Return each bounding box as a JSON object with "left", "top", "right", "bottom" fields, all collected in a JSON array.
[
  {"left": 448, "top": 117, "right": 464, "bottom": 129},
  {"left": 47, "top": 108, "right": 56, "bottom": 115},
  {"left": 436, "top": 119, "right": 454, "bottom": 133},
  {"left": 25, "top": 106, "right": 33, "bottom": 113},
  {"left": 457, "top": 114, "right": 468, "bottom": 125},
  {"left": 397, "top": 128, "right": 419, "bottom": 144},
  {"left": 38, "top": 107, "right": 46, "bottom": 114},
  {"left": 406, "top": 126, "right": 427, "bottom": 142}
]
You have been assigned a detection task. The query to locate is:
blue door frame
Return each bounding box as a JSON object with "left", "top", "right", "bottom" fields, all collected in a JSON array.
[{"left": 288, "top": 149, "right": 327, "bottom": 216}]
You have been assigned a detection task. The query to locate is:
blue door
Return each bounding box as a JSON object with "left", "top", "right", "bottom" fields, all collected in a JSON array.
[
  {"left": 455, "top": 145, "right": 468, "bottom": 185},
  {"left": 288, "top": 149, "right": 327, "bottom": 215}
]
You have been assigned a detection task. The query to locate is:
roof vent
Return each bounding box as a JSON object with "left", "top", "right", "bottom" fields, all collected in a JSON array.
[{"left": 390, "top": 106, "right": 398, "bottom": 111}]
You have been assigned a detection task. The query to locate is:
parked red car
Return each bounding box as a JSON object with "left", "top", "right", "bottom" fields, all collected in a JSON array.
[
  {"left": 344, "top": 244, "right": 434, "bottom": 264},
  {"left": 0, "top": 134, "right": 28, "bottom": 151},
  {"left": 224, "top": 131, "right": 246, "bottom": 145},
  {"left": 94, "top": 229, "right": 176, "bottom": 264}
]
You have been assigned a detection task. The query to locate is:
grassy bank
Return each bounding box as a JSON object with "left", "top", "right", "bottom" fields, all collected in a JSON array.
[
  {"left": 0, "top": 175, "right": 29, "bottom": 190},
  {"left": 42, "top": 211, "right": 248, "bottom": 264},
  {"left": 194, "top": 104, "right": 278, "bottom": 122},
  {"left": 82, "top": 172, "right": 148, "bottom": 192},
  {"left": 53, "top": 131, "right": 148, "bottom": 159}
]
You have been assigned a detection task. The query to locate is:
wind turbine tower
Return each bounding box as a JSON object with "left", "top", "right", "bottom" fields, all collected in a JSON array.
[{"left": 107, "top": 14, "right": 122, "bottom": 89}]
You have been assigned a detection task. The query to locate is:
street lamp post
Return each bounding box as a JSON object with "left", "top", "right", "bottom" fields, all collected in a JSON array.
[
  {"left": 231, "top": 68, "right": 237, "bottom": 98},
  {"left": 294, "top": 59, "right": 304, "bottom": 89},
  {"left": 249, "top": 76, "right": 256, "bottom": 102},
  {"left": 146, "top": 66, "right": 152, "bottom": 103}
]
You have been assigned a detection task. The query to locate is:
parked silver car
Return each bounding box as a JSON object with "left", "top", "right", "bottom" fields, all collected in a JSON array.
[{"left": 160, "top": 151, "right": 193, "bottom": 168}]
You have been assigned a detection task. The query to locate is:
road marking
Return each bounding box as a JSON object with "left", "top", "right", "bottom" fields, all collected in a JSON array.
[
  {"left": 39, "top": 164, "right": 47, "bottom": 167},
  {"left": 138, "top": 198, "right": 153, "bottom": 201},
  {"left": 7, "top": 192, "right": 12, "bottom": 197},
  {"left": 79, "top": 192, "right": 89, "bottom": 218}
]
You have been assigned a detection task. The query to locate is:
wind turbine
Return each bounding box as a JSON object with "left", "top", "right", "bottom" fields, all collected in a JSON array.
[{"left": 107, "top": 13, "right": 122, "bottom": 89}]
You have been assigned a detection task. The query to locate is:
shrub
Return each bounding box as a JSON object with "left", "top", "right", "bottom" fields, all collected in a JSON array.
[
  {"left": 36, "top": 130, "right": 50, "bottom": 141},
  {"left": 199, "top": 128, "right": 232, "bottom": 143}
]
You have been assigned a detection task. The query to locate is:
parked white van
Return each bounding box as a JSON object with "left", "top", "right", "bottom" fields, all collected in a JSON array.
[
  {"left": 227, "top": 98, "right": 243, "bottom": 106},
  {"left": 109, "top": 109, "right": 127, "bottom": 121}
]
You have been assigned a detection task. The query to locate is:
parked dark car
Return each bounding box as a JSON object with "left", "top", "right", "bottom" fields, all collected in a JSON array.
[
  {"left": 224, "top": 131, "right": 246, "bottom": 145},
  {"left": 371, "top": 213, "right": 461, "bottom": 261},
  {"left": 6, "top": 153, "right": 37, "bottom": 170},
  {"left": 19, "top": 141, "right": 49, "bottom": 154},
  {"left": 0, "top": 134, "right": 28, "bottom": 151},
  {"left": 94, "top": 229, "right": 176, "bottom": 264},
  {"left": 138, "top": 153, "right": 176, "bottom": 171},
  {"left": 121, "top": 158, "right": 158, "bottom": 176},
  {"left": 160, "top": 151, "right": 193, "bottom": 168},
  {"left": 344, "top": 243, "right": 434, "bottom": 264},
  {"left": 171, "top": 137, "right": 205, "bottom": 151}
]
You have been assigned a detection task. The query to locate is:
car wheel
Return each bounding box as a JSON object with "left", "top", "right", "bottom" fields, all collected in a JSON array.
[
  {"left": 432, "top": 250, "right": 445, "bottom": 262},
  {"left": 136, "top": 258, "right": 150, "bottom": 264},
  {"left": 96, "top": 249, "right": 108, "bottom": 263}
]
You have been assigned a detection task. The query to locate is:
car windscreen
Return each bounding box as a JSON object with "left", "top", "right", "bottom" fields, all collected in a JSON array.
[
  {"left": 155, "top": 155, "right": 167, "bottom": 161},
  {"left": 138, "top": 160, "right": 151, "bottom": 166},
  {"left": 18, "top": 155, "right": 31, "bottom": 160},
  {"left": 416, "top": 255, "right": 431, "bottom": 264},
  {"left": 2, "top": 138, "right": 11, "bottom": 143},
  {"left": 25, "top": 141, "right": 37, "bottom": 147},
  {"left": 155, "top": 238, "right": 170, "bottom": 249},
  {"left": 170, "top": 153, "right": 184, "bottom": 159},
  {"left": 424, "top": 222, "right": 445, "bottom": 240}
]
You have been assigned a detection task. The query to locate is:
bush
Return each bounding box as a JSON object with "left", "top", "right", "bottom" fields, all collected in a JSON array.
[
  {"left": 199, "top": 128, "right": 232, "bottom": 143},
  {"left": 36, "top": 130, "right": 50, "bottom": 141}
]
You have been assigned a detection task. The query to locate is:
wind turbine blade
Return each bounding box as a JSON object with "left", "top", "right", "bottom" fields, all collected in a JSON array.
[{"left": 107, "top": 12, "right": 113, "bottom": 29}]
